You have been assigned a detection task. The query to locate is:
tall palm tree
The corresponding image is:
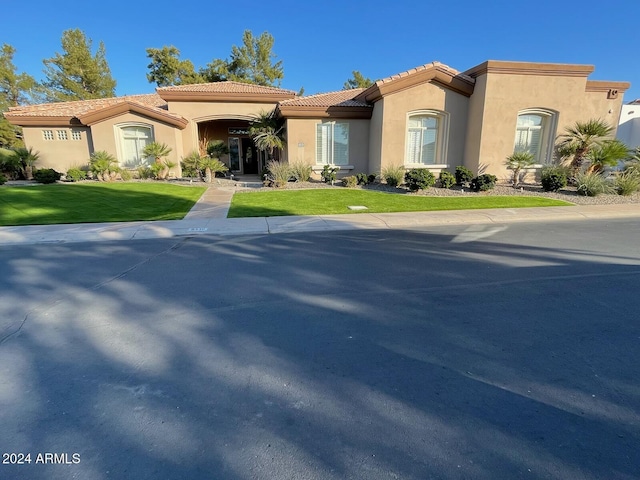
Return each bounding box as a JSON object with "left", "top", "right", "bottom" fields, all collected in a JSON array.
[
  {"left": 557, "top": 118, "right": 613, "bottom": 171},
  {"left": 249, "top": 110, "right": 285, "bottom": 166},
  {"left": 585, "top": 139, "right": 629, "bottom": 174}
]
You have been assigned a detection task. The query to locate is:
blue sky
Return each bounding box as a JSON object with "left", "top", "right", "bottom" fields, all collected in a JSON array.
[{"left": 4, "top": 0, "right": 640, "bottom": 102}]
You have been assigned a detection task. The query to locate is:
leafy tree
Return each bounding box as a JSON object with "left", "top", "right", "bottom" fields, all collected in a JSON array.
[
  {"left": 199, "top": 30, "right": 283, "bottom": 86},
  {"left": 343, "top": 70, "right": 374, "bottom": 90},
  {"left": 0, "top": 44, "right": 39, "bottom": 147},
  {"left": 146, "top": 46, "right": 204, "bottom": 87},
  {"left": 556, "top": 118, "right": 613, "bottom": 171},
  {"left": 42, "top": 29, "right": 116, "bottom": 101}
]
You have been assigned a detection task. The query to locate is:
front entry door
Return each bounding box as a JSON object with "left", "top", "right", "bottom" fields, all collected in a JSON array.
[{"left": 241, "top": 138, "right": 258, "bottom": 174}]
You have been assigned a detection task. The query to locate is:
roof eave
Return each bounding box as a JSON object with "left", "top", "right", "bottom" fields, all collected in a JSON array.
[
  {"left": 3, "top": 113, "right": 77, "bottom": 127},
  {"left": 278, "top": 105, "right": 373, "bottom": 119},
  {"left": 77, "top": 101, "right": 188, "bottom": 129},
  {"left": 585, "top": 80, "right": 631, "bottom": 93},
  {"left": 464, "top": 60, "right": 595, "bottom": 78},
  {"left": 157, "top": 91, "right": 296, "bottom": 103}
]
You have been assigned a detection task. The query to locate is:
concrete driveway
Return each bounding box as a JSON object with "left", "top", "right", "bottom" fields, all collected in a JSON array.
[{"left": 1, "top": 218, "right": 639, "bottom": 479}]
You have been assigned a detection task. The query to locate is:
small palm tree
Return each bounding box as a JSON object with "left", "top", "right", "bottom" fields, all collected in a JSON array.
[
  {"left": 142, "top": 142, "right": 172, "bottom": 179},
  {"left": 557, "top": 119, "right": 613, "bottom": 171},
  {"left": 505, "top": 151, "right": 535, "bottom": 187},
  {"left": 13, "top": 147, "right": 40, "bottom": 180},
  {"left": 585, "top": 140, "right": 629, "bottom": 174},
  {"left": 249, "top": 110, "right": 285, "bottom": 164}
]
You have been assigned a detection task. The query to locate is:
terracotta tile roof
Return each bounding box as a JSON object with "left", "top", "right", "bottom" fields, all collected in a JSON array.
[
  {"left": 157, "top": 81, "right": 297, "bottom": 96},
  {"left": 278, "top": 89, "right": 371, "bottom": 108},
  {"left": 6, "top": 93, "right": 172, "bottom": 119},
  {"left": 629, "top": 99, "right": 640, "bottom": 105},
  {"left": 374, "top": 61, "right": 475, "bottom": 86}
]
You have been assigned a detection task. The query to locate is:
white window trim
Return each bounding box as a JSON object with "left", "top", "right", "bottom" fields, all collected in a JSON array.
[
  {"left": 114, "top": 122, "right": 155, "bottom": 168},
  {"left": 514, "top": 108, "right": 558, "bottom": 165},
  {"left": 404, "top": 110, "right": 449, "bottom": 166},
  {"left": 316, "top": 121, "right": 349, "bottom": 166},
  {"left": 42, "top": 130, "right": 54, "bottom": 141}
]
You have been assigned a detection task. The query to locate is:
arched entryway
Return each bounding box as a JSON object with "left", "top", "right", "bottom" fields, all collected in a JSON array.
[{"left": 197, "top": 118, "right": 266, "bottom": 175}]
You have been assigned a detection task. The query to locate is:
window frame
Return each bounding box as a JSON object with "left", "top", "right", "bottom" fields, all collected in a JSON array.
[
  {"left": 404, "top": 110, "right": 449, "bottom": 167},
  {"left": 513, "top": 108, "right": 558, "bottom": 165},
  {"left": 316, "top": 121, "right": 349, "bottom": 166},
  {"left": 114, "top": 123, "right": 155, "bottom": 168},
  {"left": 42, "top": 130, "right": 54, "bottom": 141},
  {"left": 57, "top": 130, "right": 68, "bottom": 141}
]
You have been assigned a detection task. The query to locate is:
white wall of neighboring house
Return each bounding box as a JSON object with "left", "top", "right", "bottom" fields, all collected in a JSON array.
[{"left": 617, "top": 102, "right": 640, "bottom": 149}]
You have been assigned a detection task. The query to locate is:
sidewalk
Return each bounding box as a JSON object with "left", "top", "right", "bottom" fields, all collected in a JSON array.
[{"left": 1, "top": 185, "right": 639, "bottom": 246}]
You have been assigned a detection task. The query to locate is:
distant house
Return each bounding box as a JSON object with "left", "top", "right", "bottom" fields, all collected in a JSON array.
[
  {"left": 4, "top": 60, "right": 630, "bottom": 180},
  {"left": 617, "top": 99, "right": 640, "bottom": 149}
]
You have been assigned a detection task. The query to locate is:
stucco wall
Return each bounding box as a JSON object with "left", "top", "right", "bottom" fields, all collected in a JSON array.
[
  {"left": 22, "top": 126, "right": 92, "bottom": 172},
  {"left": 375, "top": 82, "right": 469, "bottom": 174},
  {"left": 469, "top": 72, "right": 623, "bottom": 180},
  {"left": 285, "top": 118, "right": 370, "bottom": 177},
  {"left": 167, "top": 101, "right": 279, "bottom": 156},
  {"left": 89, "top": 112, "right": 184, "bottom": 176},
  {"left": 617, "top": 104, "right": 640, "bottom": 148}
]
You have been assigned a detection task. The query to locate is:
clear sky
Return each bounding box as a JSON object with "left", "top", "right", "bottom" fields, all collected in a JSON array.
[{"left": 4, "top": 0, "right": 640, "bottom": 102}]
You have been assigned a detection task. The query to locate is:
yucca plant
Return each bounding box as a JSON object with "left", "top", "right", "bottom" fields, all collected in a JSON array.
[
  {"left": 614, "top": 171, "right": 640, "bottom": 196},
  {"left": 381, "top": 164, "right": 405, "bottom": 187},
  {"left": 574, "top": 171, "right": 613, "bottom": 197}
]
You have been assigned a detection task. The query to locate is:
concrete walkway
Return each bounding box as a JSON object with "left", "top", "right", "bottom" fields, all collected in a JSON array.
[{"left": 0, "top": 185, "right": 639, "bottom": 246}]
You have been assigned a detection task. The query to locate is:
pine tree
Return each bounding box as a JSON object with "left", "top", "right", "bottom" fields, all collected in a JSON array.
[
  {"left": 42, "top": 29, "right": 116, "bottom": 102},
  {"left": 146, "top": 46, "right": 204, "bottom": 87}
]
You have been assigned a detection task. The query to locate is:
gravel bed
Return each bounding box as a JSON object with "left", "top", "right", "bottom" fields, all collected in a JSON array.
[{"left": 227, "top": 180, "right": 640, "bottom": 206}]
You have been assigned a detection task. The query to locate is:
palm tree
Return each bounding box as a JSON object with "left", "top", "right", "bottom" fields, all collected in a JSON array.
[
  {"left": 557, "top": 119, "right": 613, "bottom": 171},
  {"left": 13, "top": 147, "right": 40, "bottom": 180},
  {"left": 505, "top": 151, "right": 535, "bottom": 187},
  {"left": 585, "top": 139, "right": 629, "bottom": 174},
  {"left": 142, "top": 142, "right": 172, "bottom": 179},
  {"left": 249, "top": 110, "right": 285, "bottom": 166},
  {"left": 204, "top": 140, "right": 230, "bottom": 182}
]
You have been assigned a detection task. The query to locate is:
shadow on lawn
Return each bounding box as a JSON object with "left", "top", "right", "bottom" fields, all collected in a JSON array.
[{"left": 0, "top": 183, "right": 206, "bottom": 226}]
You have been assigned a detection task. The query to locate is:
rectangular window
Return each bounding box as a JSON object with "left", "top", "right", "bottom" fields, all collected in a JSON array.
[
  {"left": 43, "top": 130, "right": 54, "bottom": 141},
  {"left": 71, "top": 130, "right": 82, "bottom": 140},
  {"left": 57, "top": 130, "right": 68, "bottom": 140},
  {"left": 406, "top": 116, "right": 438, "bottom": 165},
  {"left": 316, "top": 122, "right": 349, "bottom": 165}
]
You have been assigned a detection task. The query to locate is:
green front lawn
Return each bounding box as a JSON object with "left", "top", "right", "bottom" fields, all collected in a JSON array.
[
  {"left": 228, "top": 189, "right": 573, "bottom": 218},
  {"left": 0, "top": 183, "right": 206, "bottom": 226}
]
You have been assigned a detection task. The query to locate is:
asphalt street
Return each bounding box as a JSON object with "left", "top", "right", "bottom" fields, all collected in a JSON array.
[{"left": 1, "top": 218, "right": 639, "bottom": 479}]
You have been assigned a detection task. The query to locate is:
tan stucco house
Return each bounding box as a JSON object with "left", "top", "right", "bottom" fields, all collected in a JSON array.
[{"left": 4, "top": 59, "right": 630, "bottom": 181}]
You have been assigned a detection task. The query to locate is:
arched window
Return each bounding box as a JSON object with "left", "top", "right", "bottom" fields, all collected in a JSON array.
[
  {"left": 405, "top": 111, "right": 448, "bottom": 165},
  {"left": 116, "top": 124, "right": 154, "bottom": 168},
  {"left": 514, "top": 109, "right": 557, "bottom": 164}
]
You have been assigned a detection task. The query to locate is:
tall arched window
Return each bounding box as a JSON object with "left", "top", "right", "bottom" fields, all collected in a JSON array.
[
  {"left": 514, "top": 109, "right": 557, "bottom": 164},
  {"left": 116, "top": 124, "right": 154, "bottom": 168},
  {"left": 405, "top": 111, "right": 448, "bottom": 165}
]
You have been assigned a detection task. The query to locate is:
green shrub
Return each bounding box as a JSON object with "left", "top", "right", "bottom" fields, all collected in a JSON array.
[
  {"left": 137, "top": 165, "right": 155, "bottom": 179},
  {"left": 356, "top": 173, "right": 368, "bottom": 185},
  {"left": 90, "top": 151, "right": 120, "bottom": 181},
  {"left": 0, "top": 173, "right": 7, "bottom": 185},
  {"left": 0, "top": 148, "right": 20, "bottom": 178},
  {"left": 341, "top": 175, "right": 358, "bottom": 188},
  {"left": 266, "top": 160, "right": 292, "bottom": 187},
  {"left": 65, "top": 167, "right": 87, "bottom": 182},
  {"left": 381, "top": 164, "right": 404, "bottom": 187},
  {"left": 404, "top": 168, "right": 435, "bottom": 191},
  {"left": 33, "top": 168, "right": 62, "bottom": 184},
  {"left": 321, "top": 164, "right": 339, "bottom": 184},
  {"left": 540, "top": 165, "right": 569, "bottom": 192},
  {"left": 289, "top": 161, "right": 312, "bottom": 182},
  {"left": 368, "top": 173, "right": 377, "bottom": 184},
  {"left": 470, "top": 174, "right": 497, "bottom": 192},
  {"left": 455, "top": 166, "right": 474, "bottom": 186},
  {"left": 613, "top": 172, "right": 640, "bottom": 196},
  {"left": 438, "top": 171, "right": 455, "bottom": 189},
  {"left": 575, "top": 171, "right": 613, "bottom": 196},
  {"left": 120, "top": 170, "right": 133, "bottom": 181}
]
